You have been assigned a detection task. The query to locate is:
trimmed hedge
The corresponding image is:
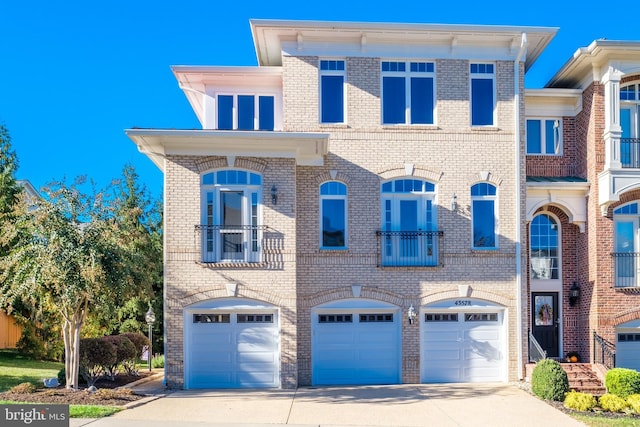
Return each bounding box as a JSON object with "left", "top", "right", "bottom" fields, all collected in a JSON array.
[
  {"left": 101, "top": 335, "right": 137, "bottom": 380},
  {"left": 627, "top": 394, "right": 640, "bottom": 413},
  {"left": 605, "top": 368, "right": 640, "bottom": 398},
  {"left": 564, "top": 390, "right": 597, "bottom": 412},
  {"left": 79, "top": 337, "right": 117, "bottom": 387},
  {"left": 531, "top": 359, "right": 569, "bottom": 401},
  {"left": 599, "top": 393, "right": 630, "bottom": 413}
]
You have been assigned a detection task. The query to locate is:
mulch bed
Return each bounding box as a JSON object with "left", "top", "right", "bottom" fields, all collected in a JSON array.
[{"left": 0, "top": 372, "right": 154, "bottom": 406}]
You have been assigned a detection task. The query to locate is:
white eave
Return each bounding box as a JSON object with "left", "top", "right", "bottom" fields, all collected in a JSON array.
[
  {"left": 526, "top": 180, "right": 590, "bottom": 232},
  {"left": 250, "top": 19, "right": 557, "bottom": 71},
  {"left": 171, "top": 66, "right": 283, "bottom": 127},
  {"left": 525, "top": 88, "right": 583, "bottom": 117},
  {"left": 546, "top": 40, "right": 640, "bottom": 89},
  {"left": 126, "top": 129, "right": 329, "bottom": 171}
]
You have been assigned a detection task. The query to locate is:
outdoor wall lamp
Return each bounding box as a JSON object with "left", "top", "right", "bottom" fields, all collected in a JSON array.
[
  {"left": 450, "top": 193, "right": 457, "bottom": 211},
  {"left": 568, "top": 281, "right": 580, "bottom": 307},
  {"left": 407, "top": 305, "right": 417, "bottom": 324},
  {"left": 271, "top": 185, "right": 278, "bottom": 205},
  {"left": 145, "top": 305, "right": 156, "bottom": 372}
]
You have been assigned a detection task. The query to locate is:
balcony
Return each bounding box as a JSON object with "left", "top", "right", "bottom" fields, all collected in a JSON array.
[
  {"left": 195, "top": 225, "right": 266, "bottom": 264},
  {"left": 620, "top": 138, "right": 640, "bottom": 168},
  {"left": 376, "top": 230, "right": 443, "bottom": 267},
  {"left": 611, "top": 252, "right": 640, "bottom": 288}
]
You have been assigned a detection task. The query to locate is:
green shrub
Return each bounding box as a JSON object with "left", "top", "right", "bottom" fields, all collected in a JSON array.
[
  {"left": 10, "top": 382, "right": 36, "bottom": 394},
  {"left": 599, "top": 393, "right": 630, "bottom": 413},
  {"left": 16, "top": 324, "right": 47, "bottom": 360},
  {"left": 79, "top": 337, "right": 117, "bottom": 387},
  {"left": 101, "top": 335, "right": 137, "bottom": 380},
  {"left": 120, "top": 333, "right": 150, "bottom": 375},
  {"left": 151, "top": 354, "right": 164, "bottom": 368},
  {"left": 531, "top": 359, "right": 569, "bottom": 401},
  {"left": 564, "top": 390, "right": 597, "bottom": 412},
  {"left": 57, "top": 368, "right": 66, "bottom": 387},
  {"left": 627, "top": 394, "right": 640, "bottom": 414},
  {"left": 605, "top": 368, "right": 640, "bottom": 398}
]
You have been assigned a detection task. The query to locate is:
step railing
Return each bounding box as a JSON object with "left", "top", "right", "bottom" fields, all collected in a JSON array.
[
  {"left": 593, "top": 331, "right": 616, "bottom": 370},
  {"left": 528, "top": 329, "right": 547, "bottom": 362}
]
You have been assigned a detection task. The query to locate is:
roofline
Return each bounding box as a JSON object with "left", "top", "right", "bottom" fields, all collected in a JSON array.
[
  {"left": 546, "top": 40, "right": 640, "bottom": 88},
  {"left": 250, "top": 18, "right": 557, "bottom": 70}
]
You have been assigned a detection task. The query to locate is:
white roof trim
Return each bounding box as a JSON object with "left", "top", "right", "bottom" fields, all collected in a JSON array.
[
  {"left": 526, "top": 181, "right": 590, "bottom": 232},
  {"left": 126, "top": 129, "right": 329, "bottom": 171},
  {"left": 525, "top": 88, "right": 583, "bottom": 117},
  {"left": 251, "top": 19, "right": 557, "bottom": 70}
]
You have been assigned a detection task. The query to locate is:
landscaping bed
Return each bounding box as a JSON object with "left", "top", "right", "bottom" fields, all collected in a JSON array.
[{"left": 0, "top": 371, "right": 154, "bottom": 406}]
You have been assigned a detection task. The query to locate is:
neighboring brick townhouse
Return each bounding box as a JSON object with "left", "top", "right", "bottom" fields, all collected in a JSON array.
[{"left": 127, "top": 19, "right": 640, "bottom": 389}]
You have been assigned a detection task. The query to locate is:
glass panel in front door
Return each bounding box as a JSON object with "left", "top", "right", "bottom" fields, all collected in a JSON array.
[
  {"left": 532, "top": 293, "right": 559, "bottom": 358},
  {"left": 221, "top": 191, "right": 243, "bottom": 259},
  {"left": 399, "top": 200, "right": 418, "bottom": 257},
  {"left": 615, "top": 220, "right": 637, "bottom": 286}
]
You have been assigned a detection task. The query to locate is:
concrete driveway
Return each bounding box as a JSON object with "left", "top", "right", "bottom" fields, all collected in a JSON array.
[{"left": 71, "top": 381, "right": 585, "bottom": 427}]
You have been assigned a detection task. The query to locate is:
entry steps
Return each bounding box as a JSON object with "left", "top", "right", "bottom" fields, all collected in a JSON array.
[{"left": 560, "top": 363, "right": 607, "bottom": 396}]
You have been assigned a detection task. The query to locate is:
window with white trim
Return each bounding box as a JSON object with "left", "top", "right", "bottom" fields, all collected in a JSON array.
[
  {"left": 320, "top": 181, "right": 347, "bottom": 249},
  {"left": 471, "top": 182, "right": 497, "bottom": 249},
  {"left": 200, "top": 169, "right": 262, "bottom": 263},
  {"left": 380, "top": 178, "right": 438, "bottom": 266},
  {"left": 613, "top": 201, "right": 640, "bottom": 287},
  {"left": 527, "top": 119, "right": 561, "bottom": 155},
  {"left": 620, "top": 83, "right": 640, "bottom": 167},
  {"left": 381, "top": 61, "right": 435, "bottom": 125},
  {"left": 217, "top": 94, "right": 275, "bottom": 130},
  {"left": 319, "top": 60, "right": 346, "bottom": 124},
  {"left": 470, "top": 63, "right": 495, "bottom": 126},
  {"left": 530, "top": 213, "right": 560, "bottom": 280}
]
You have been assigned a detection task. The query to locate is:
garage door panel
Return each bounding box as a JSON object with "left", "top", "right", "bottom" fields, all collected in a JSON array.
[
  {"left": 616, "top": 333, "right": 640, "bottom": 371},
  {"left": 422, "top": 308, "right": 504, "bottom": 383},
  {"left": 186, "top": 309, "right": 279, "bottom": 389},
  {"left": 424, "top": 349, "right": 462, "bottom": 361},
  {"left": 312, "top": 308, "right": 400, "bottom": 385}
]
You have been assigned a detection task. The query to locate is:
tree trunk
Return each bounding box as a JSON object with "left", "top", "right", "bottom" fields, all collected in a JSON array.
[{"left": 62, "top": 304, "right": 87, "bottom": 390}]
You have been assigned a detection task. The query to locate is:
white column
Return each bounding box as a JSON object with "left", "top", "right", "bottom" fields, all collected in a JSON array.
[
  {"left": 602, "top": 67, "right": 623, "bottom": 169},
  {"left": 203, "top": 89, "right": 216, "bottom": 129}
]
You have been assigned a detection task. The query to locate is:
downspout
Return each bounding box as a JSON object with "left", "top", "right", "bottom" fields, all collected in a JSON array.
[{"left": 514, "top": 33, "right": 527, "bottom": 380}]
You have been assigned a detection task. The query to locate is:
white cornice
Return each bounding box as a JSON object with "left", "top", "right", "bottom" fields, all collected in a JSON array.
[
  {"left": 525, "top": 88, "right": 583, "bottom": 117},
  {"left": 546, "top": 40, "right": 640, "bottom": 89},
  {"left": 526, "top": 181, "right": 590, "bottom": 232},
  {"left": 250, "top": 19, "right": 557, "bottom": 71},
  {"left": 126, "top": 129, "right": 329, "bottom": 171}
]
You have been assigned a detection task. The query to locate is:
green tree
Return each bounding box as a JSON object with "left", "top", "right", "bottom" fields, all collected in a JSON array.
[
  {"left": 82, "top": 165, "right": 163, "bottom": 348},
  {"left": 0, "top": 178, "right": 151, "bottom": 389}
]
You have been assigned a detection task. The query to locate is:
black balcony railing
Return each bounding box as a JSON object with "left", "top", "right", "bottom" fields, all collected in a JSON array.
[
  {"left": 195, "top": 224, "right": 266, "bottom": 263},
  {"left": 620, "top": 138, "right": 640, "bottom": 168},
  {"left": 611, "top": 252, "right": 640, "bottom": 288},
  {"left": 376, "top": 230, "right": 443, "bottom": 267}
]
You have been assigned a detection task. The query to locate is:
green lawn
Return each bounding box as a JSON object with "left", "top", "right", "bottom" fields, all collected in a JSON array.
[
  {"left": 571, "top": 413, "right": 640, "bottom": 426},
  {"left": 0, "top": 350, "right": 62, "bottom": 391},
  {"left": 0, "top": 400, "right": 121, "bottom": 418}
]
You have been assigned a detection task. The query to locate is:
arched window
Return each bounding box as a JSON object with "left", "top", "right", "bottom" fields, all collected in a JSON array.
[
  {"left": 380, "top": 178, "right": 438, "bottom": 266},
  {"left": 530, "top": 213, "right": 560, "bottom": 280},
  {"left": 471, "top": 183, "right": 497, "bottom": 249},
  {"left": 200, "top": 169, "right": 262, "bottom": 263},
  {"left": 320, "top": 181, "right": 347, "bottom": 249}
]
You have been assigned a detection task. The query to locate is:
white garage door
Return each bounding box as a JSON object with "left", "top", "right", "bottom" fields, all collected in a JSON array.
[
  {"left": 312, "top": 300, "right": 401, "bottom": 385},
  {"left": 421, "top": 299, "right": 506, "bottom": 383},
  {"left": 616, "top": 321, "right": 640, "bottom": 372},
  {"left": 185, "top": 299, "right": 279, "bottom": 389}
]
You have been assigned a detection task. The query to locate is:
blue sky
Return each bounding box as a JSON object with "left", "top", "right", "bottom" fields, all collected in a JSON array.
[{"left": 1, "top": 0, "right": 630, "bottom": 199}]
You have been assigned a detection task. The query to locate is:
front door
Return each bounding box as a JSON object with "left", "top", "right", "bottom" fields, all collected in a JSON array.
[{"left": 531, "top": 292, "right": 559, "bottom": 358}]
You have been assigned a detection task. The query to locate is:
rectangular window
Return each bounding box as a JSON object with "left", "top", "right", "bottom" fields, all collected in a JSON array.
[
  {"left": 216, "top": 94, "right": 275, "bottom": 130},
  {"left": 465, "top": 313, "right": 498, "bottom": 322},
  {"left": 470, "top": 63, "right": 495, "bottom": 126},
  {"left": 320, "top": 60, "right": 345, "bottom": 124},
  {"left": 318, "top": 314, "right": 353, "bottom": 323},
  {"left": 382, "top": 61, "right": 435, "bottom": 125},
  {"left": 237, "top": 314, "right": 273, "bottom": 323},
  {"left": 359, "top": 314, "right": 393, "bottom": 322},
  {"left": 472, "top": 199, "right": 496, "bottom": 248},
  {"left": 425, "top": 313, "right": 458, "bottom": 322},
  {"left": 193, "top": 314, "right": 230, "bottom": 323},
  {"left": 527, "top": 119, "right": 561, "bottom": 155}
]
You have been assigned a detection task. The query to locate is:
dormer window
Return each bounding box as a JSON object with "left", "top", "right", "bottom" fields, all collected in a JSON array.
[{"left": 217, "top": 94, "right": 275, "bottom": 131}]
